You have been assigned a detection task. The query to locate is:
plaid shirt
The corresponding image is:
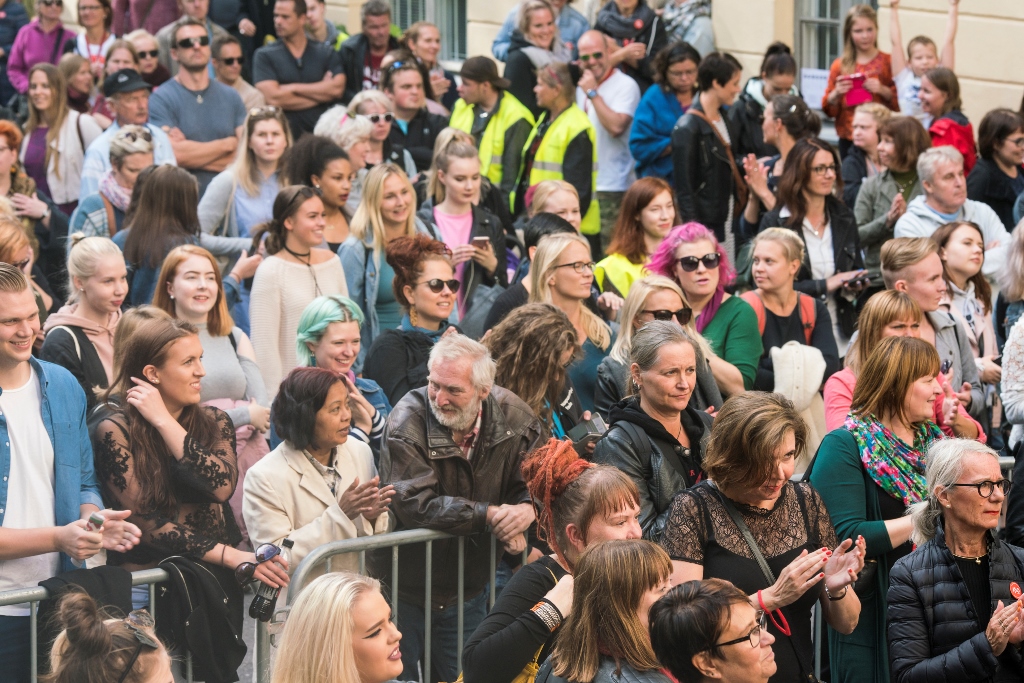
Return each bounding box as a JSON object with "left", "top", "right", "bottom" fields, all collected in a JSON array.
[
  {"left": 304, "top": 447, "right": 341, "bottom": 496},
  {"left": 454, "top": 408, "right": 483, "bottom": 460}
]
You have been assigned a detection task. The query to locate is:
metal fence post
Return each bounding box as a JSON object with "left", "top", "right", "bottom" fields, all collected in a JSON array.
[
  {"left": 29, "top": 600, "right": 38, "bottom": 682},
  {"left": 457, "top": 536, "right": 465, "bottom": 675},
  {"left": 424, "top": 540, "right": 432, "bottom": 682}
]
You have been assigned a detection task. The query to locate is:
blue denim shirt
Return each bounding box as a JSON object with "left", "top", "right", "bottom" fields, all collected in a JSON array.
[{"left": 0, "top": 358, "right": 103, "bottom": 574}]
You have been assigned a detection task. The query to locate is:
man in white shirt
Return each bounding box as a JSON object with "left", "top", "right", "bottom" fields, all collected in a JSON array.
[
  {"left": 575, "top": 29, "right": 641, "bottom": 252},
  {"left": 0, "top": 264, "right": 140, "bottom": 679}
]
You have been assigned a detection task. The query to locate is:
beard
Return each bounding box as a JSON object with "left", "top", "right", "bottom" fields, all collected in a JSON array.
[{"left": 429, "top": 394, "right": 481, "bottom": 433}]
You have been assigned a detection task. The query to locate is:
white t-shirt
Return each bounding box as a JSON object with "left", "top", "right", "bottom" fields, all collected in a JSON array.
[
  {"left": 576, "top": 69, "right": 640, "bottom": 192},
  {"left": 894, "top": 67, "right": 932, "bottom": 128},
  {"left": 801, "top": 218, "right": 851, "bottom": 357},
  {"left": 0, "top": 369, "right": 58, "bottom": 616}
]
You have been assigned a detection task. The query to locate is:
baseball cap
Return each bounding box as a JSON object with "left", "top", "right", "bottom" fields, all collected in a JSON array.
[
  {"left": 459, "top": 56, "right": 511, "bottom": 91},
  {"left": 103, "top": 69, "right": 152, "bottom": 98}
]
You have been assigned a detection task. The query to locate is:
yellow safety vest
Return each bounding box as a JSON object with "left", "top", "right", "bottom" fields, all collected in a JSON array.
[
  {"left": 514, "top": 105, "right": 600, "bottom": 236},
  {"left": 449, "top": 91, "right": 534, "bottom": 189}
]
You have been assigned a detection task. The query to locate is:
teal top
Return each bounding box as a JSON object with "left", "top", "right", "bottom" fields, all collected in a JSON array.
[
  {"left": 376, "top": 258, "right": 403, "bottom": 332},
  {"left": 699, "top": 294, "right": 762, "bottom": 391},
  {"left": 570, "top": 335, "right": 616, "bottom": 414}
]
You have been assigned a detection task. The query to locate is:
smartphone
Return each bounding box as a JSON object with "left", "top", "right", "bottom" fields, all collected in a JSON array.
[
  {"left": 471, "top": 236, "right": 491, "bottom": 250},
  {"left": 567, "top": 415, "right": 608, "bottom": 454}
]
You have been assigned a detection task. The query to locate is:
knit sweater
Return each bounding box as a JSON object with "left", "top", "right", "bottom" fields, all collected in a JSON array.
[{"left": 249, "top": 255, "right": 348, "bottom": 397}]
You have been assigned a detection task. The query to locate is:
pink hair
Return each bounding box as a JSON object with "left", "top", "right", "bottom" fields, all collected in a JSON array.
[{"left": 647, "top": 222, "right": 736, "bottom": 291}]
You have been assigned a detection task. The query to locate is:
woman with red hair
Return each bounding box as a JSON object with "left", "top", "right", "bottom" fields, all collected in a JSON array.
[
  {"left": 594, "top": 177, "right": 678, "bottom": 298},
  {"left": 462, "top": 439, "right": 642, "bottom": 683},
  {"left": 647, "top": 222, "right": 762, "bottom": 396}
]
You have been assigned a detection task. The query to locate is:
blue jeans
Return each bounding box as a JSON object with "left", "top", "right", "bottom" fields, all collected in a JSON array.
[
  {"left": 0, "top": 616, "right": 31, "bottom": 683},
  {"left": 397, "top": 589, "right": 488, "bottom": 683}
]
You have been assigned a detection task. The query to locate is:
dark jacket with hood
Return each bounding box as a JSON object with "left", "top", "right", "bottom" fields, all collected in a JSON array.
[
  {"left": 672, "top": 98, "right": 740, "bottom": 242},
  {"left": 593, "top": 0, "right": 666, "bottom": 94},
  {"left": 593, "top": 350, "right": 721, "bottom": 421},
  {"left": 728, "top": 77, "right": 780, "bottom": 162},
  {"left": 504, "top": 31, "right": 548, "bottom": 119},
  {"left": 841, "top": 144, "right": 875, "bottom": 210},
  {"left": 760, "top": 194, "right": 864, "bottom": 338},
  {"left": 380, "top": 385, "right": 545, "bottom": 608},
  {"left": 338, "top": 32, "right": 400, "bottom": 104},
  {"left": 591, "top": 395, "right": 713, "bottom": 542},
  {"left": 389, "top": 107, "right": 451, "bottom": 173},
  {"left": 888, "top": 522, "right": 1024, "bottom": 683},
  {"left": 967, "top": 157, "right": 1024, "bottom": 230}
]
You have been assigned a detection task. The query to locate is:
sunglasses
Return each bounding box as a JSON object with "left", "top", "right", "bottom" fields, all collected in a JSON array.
[
  {"left": 176, "top": 35, "right": 210, "bottom": 49},
  {"left": 116, "top": 610, "right": 159, "bottom": 683},
  {"left": 117, "top": 128, "right": 153, "bottom": 144},
  {"left": 234, "top": 542, "right": 283, "bottom": 584},
  {"left": 221, "top": 56, "right": 244, "bottom": 66},
  {"left": 39, "top": 0, "right": 63, "bottom": 6},
  {"left": 363, "top": 112, "right": 394, "bottom": 124},
  {"left": 677, "top": 253, "right": 721, "bottom": 272},
  {"left": 249, "top": 104, "right": 280, "bottom": 117},
  {"left": 136, "top": 49, "right": 159, "bottom": 59},
  {"left": 578, "top": 51, "right": 604, "bottom": 62},
  {"left": 417, "top": 278, "right": 460, "bottom": 294},
  {"left": 640, "top": 307, "right": 693, "bottom": 325}
]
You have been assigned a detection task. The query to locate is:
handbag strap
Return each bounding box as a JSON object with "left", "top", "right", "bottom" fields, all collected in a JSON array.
[
  {"left": 713, "top": 486, "right": 776, "bottom": 587},
  {"left": 687, "top": 108, "right": 749, "bottom": 206}
]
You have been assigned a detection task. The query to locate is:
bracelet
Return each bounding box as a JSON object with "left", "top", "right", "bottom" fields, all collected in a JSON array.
[
  {"left": 530, "top": 600, "right": 562, "bottom": 632},
  {"left": 824, "top": 583, "right": 849, "bottom": 601}
]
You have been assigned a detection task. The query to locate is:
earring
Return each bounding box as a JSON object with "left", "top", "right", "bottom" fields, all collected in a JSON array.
[
  {"left": 946, "top": 504, "right": 952, "bottom": 508},
  {"left": 409, "top": 308, "right": 419, "bottom": 328},
  {"left": 314, "top": 183, "right": 321, "bottom": 189},
  {"left": 169, "top": 294, "right": 174, "bottom": 300},
  {"left": 152, "top": 379, "right": 160, "bottom": 385}
]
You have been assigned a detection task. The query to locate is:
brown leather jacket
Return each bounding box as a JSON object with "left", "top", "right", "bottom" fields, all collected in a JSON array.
[{"left": 380, "top": 385, "right": 545, "bottom": 608}]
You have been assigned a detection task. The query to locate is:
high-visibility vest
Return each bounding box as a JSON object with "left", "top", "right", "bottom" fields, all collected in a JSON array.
[
  {"left": 449, "top": 91, "right": 535, "bottom": 188},
  {"left": 514, "top": 104, "right": 600, "bottom": 236}
]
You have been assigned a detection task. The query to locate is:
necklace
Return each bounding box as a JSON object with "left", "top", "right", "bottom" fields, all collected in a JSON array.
[
  {"left": 951, "top": 541, "right": 989, "bottom": 565},
  {"left": 282, "top": 245, "right": 323, "bottom": 296}
]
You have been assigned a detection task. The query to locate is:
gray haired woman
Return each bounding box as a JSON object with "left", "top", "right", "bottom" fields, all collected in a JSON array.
[
  {"left": 592, "top": 320, "right": 714, "bottom": 542},
  {"left": 68, "top": 124, "right": 153, "bottom": 242},
  {"left": 887, "top": 439, "right": 1024, "bottom": 683}
]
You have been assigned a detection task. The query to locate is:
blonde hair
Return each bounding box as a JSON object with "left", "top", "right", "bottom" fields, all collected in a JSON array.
[
  {"left": 517, "top": 0, "right": 558, "bottom": 46},
  {"left": 840, "top": 4, "right": 879, "bottom": 74},
  {"left": 314, "top": 106, "right": 373, "bottom": 151},
  {"left": 350, "top": 163, "right": 419, "bottom": 261},
  {"left": 851, "top": 336, "right": 939, "bottom": 426},
  {"left": 854, "top": 101, "right": 892, "bottom": 126},
  {"left": 152, "top": 245, "right": 234, "bottom": 337},
  {"left": 530, "top": 232, "right": 611, "bottom": 350},
  {"left": 880, "top": 237, "right": 939, "bottom": 289},
  {"left": 347, "top": 89, "right": 393, "bottom": 117},
  {"left": 271, "top": 573, "right": 381, "bottom": 683},
  {"left": 125, "top": 29, "right": 159, "bottom": 51},
  {"left": 529, "top": 180, "right": 578, "bottom": 218},
  {"left": 426, "top": 132, "right": 479, "bottom": 204},
  {"left": 753, "top": 227, "right": 805, "bottom": 263},
  {"left": 845, "top": 290, "right": 922, "bottom": 374},
  {"left": 234, "top": 106, "right": 293, "bottom": 197},
  {"left": 66, "top": 234, "right": 124, "bottom": 304},
  {"left": 609, "top": 275, "right": 710, "bottom": 365}
]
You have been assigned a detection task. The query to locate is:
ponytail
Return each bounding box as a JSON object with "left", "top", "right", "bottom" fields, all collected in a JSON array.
[
  {"left": 251, "top": 185, "right": 322, "bottom": 256},
  {"left": 909, "top": 497, "right": 941, "bottom": 545}
]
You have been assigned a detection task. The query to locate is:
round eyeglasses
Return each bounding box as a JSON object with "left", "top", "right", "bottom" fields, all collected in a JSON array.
[
  {"left": 715, "top": 610, "right": 768, "bottom": 649},
  {"left": 949, "top": 479, "right": 1011, "bottom": 498}
]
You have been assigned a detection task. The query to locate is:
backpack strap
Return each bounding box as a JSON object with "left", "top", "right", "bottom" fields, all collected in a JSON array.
[
  {"left": 740, "top": 290, "right": 766, "bottom": 336},
  {"left": 101, "top": 195, "right": 116, "bottom": 236},
  {"left": 618, "top": 420, "right": 655, "bottom": 466},
  {"left": 227, "top": 328, "right": 238, "bottom": 352},
  {"left": 49, "top": 325, "right": 82, "bottom": 361},
  {"left": 797, "top": 293, "right": 817, "bottom": 346}
]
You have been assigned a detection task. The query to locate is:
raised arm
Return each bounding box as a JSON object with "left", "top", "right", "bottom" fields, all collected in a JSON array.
[
  {"left": 940, "top": 0, "right": 959, "bottom": 69},
  {"left": 889, "top": 0, "right": 907, "bottom": 75}
]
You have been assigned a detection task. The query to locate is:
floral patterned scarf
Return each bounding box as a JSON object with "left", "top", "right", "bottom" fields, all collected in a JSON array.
[{"left": 843, "top": 413, "right": 943, "bottom": 507}]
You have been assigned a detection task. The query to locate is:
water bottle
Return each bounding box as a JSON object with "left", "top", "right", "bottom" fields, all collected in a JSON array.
[{"left": 249, "top": 538, "right": 293, "bottom": 622}]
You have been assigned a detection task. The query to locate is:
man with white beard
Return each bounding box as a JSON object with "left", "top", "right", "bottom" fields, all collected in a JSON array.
[{"left": 381, "top": 333, "right": 545, "bottom": 683}]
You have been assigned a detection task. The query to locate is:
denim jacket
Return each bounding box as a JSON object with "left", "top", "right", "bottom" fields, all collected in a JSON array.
[{"left": 0, "top": 358, "right": 103, "bottom": 573}]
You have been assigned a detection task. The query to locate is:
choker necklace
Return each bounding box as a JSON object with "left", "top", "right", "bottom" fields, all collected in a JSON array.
[{"left": 283, "top": 245, "right": 312, "bottom": 262}]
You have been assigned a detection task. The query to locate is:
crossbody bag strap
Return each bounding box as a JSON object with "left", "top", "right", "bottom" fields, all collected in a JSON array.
[
  {"left": 687, "top": 109, "right": 748, "bottom": 206},
  {"left": 712, "top": 485, "right": 776, "bottom": 586}
]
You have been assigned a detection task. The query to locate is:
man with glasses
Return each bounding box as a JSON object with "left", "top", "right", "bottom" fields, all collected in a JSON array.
[
  {"left": 381, "top": 333, "right": 545, "bottom": 683},
  {"left": 213, "top": 34, "right": 265, "bottom": 110},
  {"left": 338, "top": 0, "right": 399, "bottom": 104},
  {"left": 650, "top": 578, "right": 777, "bottom": 683},
  {"left": 253, "top": 0, "right": 344, "bottom": 136},
  {"left": 80, "top": 69, "right": 177, "bottom": 197},
  {"left": 450, "top": 56, "right": 535, "bottom": 198},
  {"left": 149, "top": 19, "right": 246, "bottom": 197},
  {"left": 895, "top": 145, "right": 1010, "bottom": 279},
  {"left": 155, "top": 0, "right": 229, "bottom": 75},
  {"left": 575, "top": 30, "right": 640, "bottom": 250}
]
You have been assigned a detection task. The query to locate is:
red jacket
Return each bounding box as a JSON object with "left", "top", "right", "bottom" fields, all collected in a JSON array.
[{"left": 930, "top": 111, "right": 977, "bottom": 174}]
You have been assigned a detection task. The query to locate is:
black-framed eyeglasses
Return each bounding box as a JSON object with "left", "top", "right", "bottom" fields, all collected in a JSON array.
[
  {"left": 39, "top": 0, "right": 63, "bottom": 6},
  {"left": 116, "top": 609, "right": 159, "bottom": 683},
  {"left": 1007, "top": 137, "right": 1024, "bottom": 149},
  {"left": 677, "top": 253, "right": 720, "bottom": 272},
  {"left": 234, "top": 542, "right": 283, "bottom": 584},
  {"left": 221, "top": 56, "right": 245, "bottom": 66},
  {"left": 949, "top": 479, "right": 1012, "bottom": 498},
  {"left": 578, "top": 51, "right": 604, "bottom": 62},
  {"left": 639, "top": 307, "right": 693, "bottom": 325},
  {"left": 363, "top": 112, "right": 394, "bottom": 124},
  {"left": 176, "top": 35, "right": 210, "bottom": 49},
  {"left": 417, "top": 278, "right": 460, "bottom": 294},
  {"left": 811, "top": 164, "right": 837, "bottom": 176},
  {"left": 136, "top": 49, "right": 160, "bottom": 59},
  {"left": 715, "top": 611, "right": 767, "bottom": 649},
  {"left": 553, "top": 261, "right": 596, "bottom": 274}
]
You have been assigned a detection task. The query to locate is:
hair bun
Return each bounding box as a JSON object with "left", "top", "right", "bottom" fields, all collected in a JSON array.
[
  {"left": 55, "top": 591, "right": 112, "bottom": 658},
  {"left": 766, "top": 41, "right": 792, "bottom": 56},
  {"left": 69, "top": 232, "right": 87, "bottom": 248}
]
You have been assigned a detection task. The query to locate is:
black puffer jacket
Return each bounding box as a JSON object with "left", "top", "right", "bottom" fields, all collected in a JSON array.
[
  {"left": 728, "top": 80, "right": 779, "bottom": 161},
  {"left": 967, "top": 157, "right": 1024, "bottom": 230},
  {"left": 591, "top": 396, "right": 712, "bottom": 542},
  {"left": 887, "top": 522, "right": 1024, "bottom": 683}
]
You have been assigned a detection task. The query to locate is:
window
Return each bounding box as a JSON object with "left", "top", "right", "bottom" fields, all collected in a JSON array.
[
  {"left": 795, "top": 0, "right": 878, "bottom": 70},
  {"left": 391, "top": 0, "right": 467, "bottom": 61}
]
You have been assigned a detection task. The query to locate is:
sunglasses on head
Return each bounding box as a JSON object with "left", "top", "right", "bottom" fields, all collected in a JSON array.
[
  {"left": 234, "top": 542, "right": 283, "bottom": 584},
  {"left": 176, "top": 35, "right": 210, "bottom": 49},
  {"left": 221, "top": 56, "right": 244, "bottom": 66},
  {"left": 39, "top": 0, "right": 63, "bottom": 6},
  {"left": 640, "top": 307, "right": 693, "bottom": 325},
  {"left": 137, "top": 49, "right": 159, "bottom": 59},
  {"left": 417, "top": 278, "right": 460, "bottom": 294},
  {"left": 118, "top": 128, "right": 153, "bottom": 144},
  {"left": 116, "top": 610, "right": 159, "bottom": 683},
  {"left": 362, "top": 112, "right": 394, "bottom": 124},
  {"left": 677, "top": 253, "right": 721, "bottom": 272}
]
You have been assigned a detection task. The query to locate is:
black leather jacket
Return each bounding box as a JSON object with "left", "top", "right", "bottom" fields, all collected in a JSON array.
[
  {"left": 888, "top": 522, "right": 1024, "bottom": 683},
  {"left": 593, "top": 355, "right": 721, "bottom": 421},
  {"left": 591, "top": 396, "right": 713, "bottom": 542},
  {"left": 672, "top": 99, "right": 739, "bottom": 241},
  {"left": 728, "top": 82, "right": 779, "bottom": 161}
]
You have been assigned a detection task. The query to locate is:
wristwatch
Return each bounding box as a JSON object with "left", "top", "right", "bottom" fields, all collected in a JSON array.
[
  {"left": 586, "top": 89, "right": 598, "bottom": 100},
  {"left": 41, "top": 205, "right": 50, "bottom": 220}
]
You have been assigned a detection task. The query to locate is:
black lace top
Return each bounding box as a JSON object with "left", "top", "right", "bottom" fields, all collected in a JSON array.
[
  {"left": 660, "top": 480, "right": 838, "bottom": 683},
  {"left": 93, "top": 406, "right": 241, "bottom": 567}
]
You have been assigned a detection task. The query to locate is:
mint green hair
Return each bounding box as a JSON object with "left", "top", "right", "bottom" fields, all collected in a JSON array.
[{"left": 295, "top": 295, "right": 366, "bottom": 367}]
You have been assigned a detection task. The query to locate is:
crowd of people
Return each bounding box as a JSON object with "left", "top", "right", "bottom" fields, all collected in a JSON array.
[{"left": 6, "top": 0, "right": 1024, "bottom": 681}]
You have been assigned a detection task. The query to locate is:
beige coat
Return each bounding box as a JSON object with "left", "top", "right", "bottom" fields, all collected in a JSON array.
[{"left": 243, "top": 438, "right": 390, "bottom": 600}]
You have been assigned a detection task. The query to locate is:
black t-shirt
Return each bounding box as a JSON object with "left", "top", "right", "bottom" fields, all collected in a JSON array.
[{"left": 252, "top": 40, "right": 342, "bottom": 135}]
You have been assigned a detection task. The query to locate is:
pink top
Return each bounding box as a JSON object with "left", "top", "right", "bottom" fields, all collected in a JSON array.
[
  {"left": 433, "top": 206, "right": 474, "bottom": 315},
  {"left": 823, "top": 367, "right": 986, "bottom": 441}
]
